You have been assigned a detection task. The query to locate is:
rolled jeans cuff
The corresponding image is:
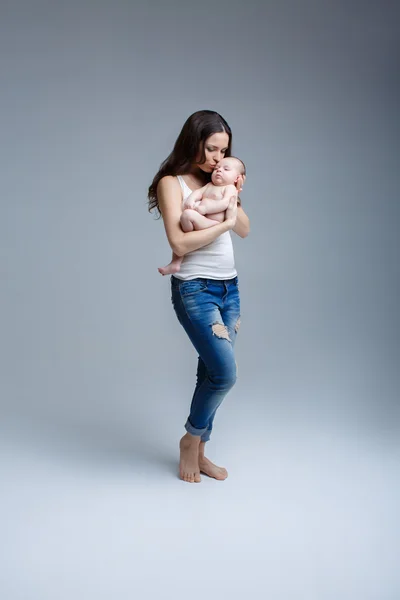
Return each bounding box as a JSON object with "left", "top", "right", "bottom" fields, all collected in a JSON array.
[
  {"left": 185, "top": 418, "right": 208, "bottom": 438},
  {"left": 200, "top": 430, "right": 211, "bottom": 443}
]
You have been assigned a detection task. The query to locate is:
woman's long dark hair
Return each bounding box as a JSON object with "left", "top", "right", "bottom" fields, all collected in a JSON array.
[{"left": 148, "top": 110, "right": 232, "bottom": 217}]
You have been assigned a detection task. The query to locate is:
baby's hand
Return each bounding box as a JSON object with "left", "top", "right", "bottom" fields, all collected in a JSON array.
[
  {"left": 195, "top": 204, "right": 207, "bottom": 215},
  {"left": 183, "top": 200, "right": 196, "bottom": 210}
]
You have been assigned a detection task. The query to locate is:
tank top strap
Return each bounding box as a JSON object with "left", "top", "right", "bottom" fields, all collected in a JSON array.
[
  {"left": 177, "top": 175, "right": 191, "bottom": 199},
  {"left": 177, "top": 175, "right": 185, "bottom": 191}
]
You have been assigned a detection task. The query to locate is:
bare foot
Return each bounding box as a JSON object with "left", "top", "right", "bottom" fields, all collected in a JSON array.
[
  {"left": 179, "top": 434, "right": 201, "bottom": 483},
  {"left": 195, "top": 204, "right": 207, "bottom": 215},
  {"left": 158, "top": 263, "right": 180, "bottom": 276},
  {"left": 198, "top": 455, "right": 228, "bottom": 481}
]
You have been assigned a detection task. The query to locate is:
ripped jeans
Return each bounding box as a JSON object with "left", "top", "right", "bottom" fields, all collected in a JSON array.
[{"left": 171, "top": 275, "right": 241, "bottom": 442}]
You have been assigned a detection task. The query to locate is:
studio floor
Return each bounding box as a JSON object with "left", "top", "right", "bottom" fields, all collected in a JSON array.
[{"left": 2, "top": 406, "right": 399, "bottom": 600}]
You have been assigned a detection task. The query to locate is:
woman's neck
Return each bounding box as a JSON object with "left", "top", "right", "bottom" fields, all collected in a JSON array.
[{"left": 186, "top": 167, "right": 209, "bottom": 187}]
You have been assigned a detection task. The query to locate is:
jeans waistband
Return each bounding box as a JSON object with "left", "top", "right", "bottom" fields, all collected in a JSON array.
[{"left": 171, "top": 275, "right": 238, "bottom": 287}]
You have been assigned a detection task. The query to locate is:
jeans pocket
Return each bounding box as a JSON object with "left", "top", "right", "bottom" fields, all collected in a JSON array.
[{"left": 179, "top": 279, "right": 208, "bottom": 297}]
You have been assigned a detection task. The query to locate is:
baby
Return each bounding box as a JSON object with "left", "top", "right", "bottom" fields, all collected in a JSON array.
[{"left": 158, "top": 156, "right": 246, "bottom": 276}]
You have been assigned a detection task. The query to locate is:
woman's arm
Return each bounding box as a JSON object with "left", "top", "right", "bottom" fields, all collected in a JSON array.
[
  {"left": 158, "top": 176, "right": 236, "bottom": 257},
  {"left": 232, "top": 205, "right": 250, "bottom": 238},
  {"left": 231, "top": 175, "right": 250, "bottom": 237}
]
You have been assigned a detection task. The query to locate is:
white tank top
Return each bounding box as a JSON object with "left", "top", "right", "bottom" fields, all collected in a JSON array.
[{"left": 173, "top": 175, "right": 237, "bottom": 281}]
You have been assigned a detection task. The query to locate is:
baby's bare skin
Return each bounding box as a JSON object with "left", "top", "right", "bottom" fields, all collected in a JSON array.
[
  {"left": 158, "top": 156, "right": 243, "bottom": 276},
  {"left": 186, "top": 183, "right": 237, "bottom": 225},
  {"left": 158, "top": 184, "right": 237, "bottom": 276}
]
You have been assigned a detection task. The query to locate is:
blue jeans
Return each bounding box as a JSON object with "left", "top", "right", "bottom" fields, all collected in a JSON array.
[{"left": 171, "top": 275, "right": 241, "bottom": 442}]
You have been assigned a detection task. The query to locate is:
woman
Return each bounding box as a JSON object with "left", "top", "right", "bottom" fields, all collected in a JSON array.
[{"left": 148, "top": 110, "right": 250, "bottom": 483}]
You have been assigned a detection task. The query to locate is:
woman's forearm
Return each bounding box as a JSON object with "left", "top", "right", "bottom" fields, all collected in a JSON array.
[
  {"left": 232, "top": 206, "right": 250, "bottom": 238},
  {"left": 173, "top": 221, "right": 231, "bottom": 257}
]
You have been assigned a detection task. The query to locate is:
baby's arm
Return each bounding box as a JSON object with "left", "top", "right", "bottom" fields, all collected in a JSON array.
[
  {"left": 196, "top": 184, "right": 238, "bottom": 216},
  {"left": 182, "top": 185, "right": 207, "bottom": 210}
]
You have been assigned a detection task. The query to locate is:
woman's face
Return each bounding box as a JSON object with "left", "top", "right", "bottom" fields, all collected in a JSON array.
[{"left": 196, "top": 132, "right": 230, "bottom": 173}]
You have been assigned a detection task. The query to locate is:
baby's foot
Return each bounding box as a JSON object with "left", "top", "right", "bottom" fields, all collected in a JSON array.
[
  {"left": 195, "top": 204, "right": 207, "bottom": 215},
  {"left": 158, "top": 263, "right": 180, "bottom": 276}
]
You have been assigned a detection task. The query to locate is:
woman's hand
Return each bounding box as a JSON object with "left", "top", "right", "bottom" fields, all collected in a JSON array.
[
  {"left": 224, "top": 196, "right": 238, "bottom": 229},
  {"left": 235, "top": 174, "right": 246, "bottom": 193}
]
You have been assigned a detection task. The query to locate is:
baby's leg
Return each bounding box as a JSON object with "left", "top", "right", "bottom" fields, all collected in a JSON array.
[
  {"left": 198, "top": 210, "right": 225, "bottom": 223},
  {"left": 196, "top": 196, "right": 230, "bottom": 216},
  {"left": 180, "top": 209, "right": 221, "bottom": 231},
  {"left": 158, "top": 251, "right": 183, "bottom": 276}
]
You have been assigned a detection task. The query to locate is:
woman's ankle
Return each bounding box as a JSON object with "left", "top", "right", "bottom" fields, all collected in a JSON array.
[{"left": 181, "top": 432, "right": 201, "bottom": 445}]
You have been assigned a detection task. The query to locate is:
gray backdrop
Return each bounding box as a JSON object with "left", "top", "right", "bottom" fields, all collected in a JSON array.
[{"left": 1, "top": 1, "right": 399, "bottom": 599}]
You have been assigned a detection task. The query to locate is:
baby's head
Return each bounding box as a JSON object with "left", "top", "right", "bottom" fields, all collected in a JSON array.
[{"left": 211, "top": 156, "right": 246, "bottom": 186}]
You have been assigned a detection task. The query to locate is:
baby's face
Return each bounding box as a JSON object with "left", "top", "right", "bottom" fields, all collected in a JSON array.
[{"left": 211, "top": 158, "right": 242, "bottom": 186}]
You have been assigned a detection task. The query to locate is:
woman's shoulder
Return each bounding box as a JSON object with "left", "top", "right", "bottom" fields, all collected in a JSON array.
[
  {"left": 157, "top": 175, "right": 183, "bottom": 210},
  {"left": 158, "top": 174, "right": 180, "bottom": 187},
  {"left": 157, "top": 175, "right": 182, "bottom": 195}
]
